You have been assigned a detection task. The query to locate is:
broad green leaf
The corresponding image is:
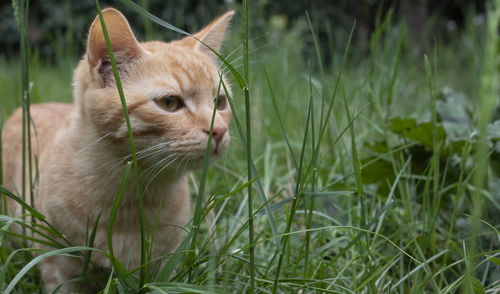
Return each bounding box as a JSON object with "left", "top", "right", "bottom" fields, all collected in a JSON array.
[{"left": 389, "top": 118, "right": 446, "bottom": 150}]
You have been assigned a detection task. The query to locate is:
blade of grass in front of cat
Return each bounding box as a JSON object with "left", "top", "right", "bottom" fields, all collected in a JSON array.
[
  {"left": 102, "top": 267, "right": 115, "bottom": 294},
  {"left": 81, "top": 211, "right": 101, "bottom": 285},
  {"left": 242, "top": 0, "right": 255, "bottom": 291},
  {"left": 3, "top": 246, "right": 105, "bottom": 294},
  {"left": 0, "top": 127, "right": 4, "bottom": 215},
  {"left": 0, "top": 186, "right": 43, "bottom": 221},
  {"left": 187, "top": 77, "right": 223, "bottom": 279},
  {"left": 200, "top": 177, "right": 257, "bottom": 220},
  {"left": 95, "top": 1, "right": 148, "bottom": 286},
  {"left": 0, "top": 216, "right": 65, "bottom": 248},
  {"left": 12, "top": 0, "right": 31, "bottom": 246},
  {"left": 2, "top": 230, "right": 59, "bottom": 249},
  {"left": 106, "top": 162, "right": 135, "bottom": 289},
  {"left": 0, "top": 247, "right": 46, "bottom": 289},
  {"left": 154, "top": 226, "right": 193, "bottom": 282}
]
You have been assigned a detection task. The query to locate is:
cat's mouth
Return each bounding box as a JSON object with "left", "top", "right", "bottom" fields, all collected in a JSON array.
[{"left": 213, "top": 146, "right": 222, "bottom": 156}]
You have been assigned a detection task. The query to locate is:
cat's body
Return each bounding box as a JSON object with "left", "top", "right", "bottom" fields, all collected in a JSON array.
[{"left": 2, "top": 8, "right": 233, "bottom": 293}]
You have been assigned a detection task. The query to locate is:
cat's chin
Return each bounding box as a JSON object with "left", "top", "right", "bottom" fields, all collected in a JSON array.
[{"left": 186, "top": 152, "right": 223, "bottom": 170}]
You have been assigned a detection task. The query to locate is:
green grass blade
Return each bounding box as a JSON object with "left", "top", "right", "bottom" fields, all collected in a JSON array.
[
  {"left": 201, "top": 177, "right": 258, "bottom": 220},
  {"left": 188, "top": 77, "right": 223, "bottom": 279},
  {"left": 0, "top": 186, "right": 44, "bottom": 221},
  {"left": 0, "top": 216, "right": 65, "bottom": 248},
  {"left": 384, "top": 23, "right": 403, "bottom": 114},
  {"left": 391, "top": 249, "right": 449, "bottom": 290},
  {"left": 222, "top": 80, "right": 279, "bottom": 247},
  {"left": 0, "top": 247, "right": 43, "bottom": 289},
  {"left": 242, "top": 0, "right": 255, "bottom": 291},
  {"left": 0, "top": 125, "right": 3, "bottom": 215},
  {"left": 264, "top": 69, "right": 297, "bottom": 170},
  {"left": 299, "top": 22, "right": 356, "bottom": 195},
  {"left": 342, "top": 86, "right": 364, "bottom": 197},
  {"left": 95, "top": 1, "right": 147, "bottom": 286},
  {"left": 106, "top": 162, "right": 134, "bottom": 288},
  {"left": 305, "top": 12, "right": 324, "bottom": 78},
  {"left": 155, "top": 228, "right": 192, "bottom": 282},
  {"left": 1, "top": 230, "right": 59, "bottom": 248},
  {"left": 333, "top": 157, "right": 411, "bottom": 263},
  {"left": 102, "top": 267, "right": 115, "bottom": 294},
  {"left": 4, "top": 246, "right": 104, "bottom": 294},
  {"left": 272, "top": 79, "right": 313, "bottom": 294},
  {"left": 81, "top": 212, "right": 102, "bottom": 283},
  {"left": 465, "top": 1, "right": 500, "bottom": 291},
  {"left": 119, "top": 0, "right": 189, "bottom": 36},
  {"left": 107, "top": 162, "right": 131, "bottom": 263}
]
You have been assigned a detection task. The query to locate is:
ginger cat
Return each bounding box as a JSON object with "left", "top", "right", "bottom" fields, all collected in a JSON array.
[{"left": 1, "top": 8, "right": 233, "bottom": 293}]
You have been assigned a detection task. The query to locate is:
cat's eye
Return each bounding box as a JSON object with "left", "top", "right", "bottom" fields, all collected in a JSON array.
[
  {"left": 214, "top": 95, "right": 227, "bottom": 110},
  {"left": 158, "top": 96, "right": 184, "bottom": 112}
]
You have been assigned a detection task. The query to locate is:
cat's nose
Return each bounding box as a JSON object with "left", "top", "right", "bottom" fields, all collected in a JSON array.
[{"left": 205, "top": 126, "right": 227, "bottom": 145}]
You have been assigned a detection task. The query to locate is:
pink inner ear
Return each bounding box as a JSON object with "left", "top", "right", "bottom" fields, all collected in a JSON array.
[{"left": 87, "top": 8, "right": 143, "bottom": 71}]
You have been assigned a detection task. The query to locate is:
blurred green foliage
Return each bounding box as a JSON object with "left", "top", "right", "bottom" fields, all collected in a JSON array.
[{"left": 0, "top": 0, "right": 487, "bottom": 62}]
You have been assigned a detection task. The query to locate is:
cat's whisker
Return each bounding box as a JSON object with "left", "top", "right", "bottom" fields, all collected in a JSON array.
[
  {"left": 94, "top": 152, "right": 138, "bottom": 189},
  {"left": 143, "top": 155, "right": 180, "bottom": 191},
  {"left": 136, "top": 143, "right": 174, "bottom": 167},
  {"left": 138, "top": 148, "right": 167, "bottom": 163},
  {"left": 139, "top": 142, "right": 174, "bottom": 156},
  {"left": 80, "top": 132, "right": 113, "bottom": 152},
  {"left": 180, "top": 155, "right": 192, "bottom": 175},
  {"left": 139, "top": 149, "right": 177, "bottom": 169},
  {"left": 149, "top": 156, "right": 179, "bottom": 183},
  {"left": 174, "top": 155, "right": 189, "bottom": 176},
  {"left": 136, "top": 142, "right": 174, "bottom": 159},
  {"left": 141, "top": 153, "right": 176, "bottom": 180}
]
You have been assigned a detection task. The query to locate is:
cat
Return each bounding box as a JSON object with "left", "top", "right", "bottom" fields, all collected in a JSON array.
[{"left": 1, "top": 7, "right": 233, "bottom": 293}]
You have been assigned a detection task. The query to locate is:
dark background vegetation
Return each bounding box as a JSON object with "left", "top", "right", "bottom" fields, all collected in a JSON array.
[{"left": 0, "top": 0, "right": 487, "bottom": 61}]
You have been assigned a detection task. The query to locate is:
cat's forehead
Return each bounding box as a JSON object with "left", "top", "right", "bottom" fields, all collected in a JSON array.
[{"left": 141, "top": 41, "right": 219, "bottom": 84}]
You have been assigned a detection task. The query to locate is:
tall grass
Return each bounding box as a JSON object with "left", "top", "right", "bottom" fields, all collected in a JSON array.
[{"left": 1, "top": 0, "right": 500, "bottom": 293}]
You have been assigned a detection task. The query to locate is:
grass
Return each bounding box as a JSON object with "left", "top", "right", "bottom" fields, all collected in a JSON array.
[{"left": 1, "top": 0, "right": 500, "bottom": 293}]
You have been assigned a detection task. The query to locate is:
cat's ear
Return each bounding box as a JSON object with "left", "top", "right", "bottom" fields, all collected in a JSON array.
[
  {"left": 87, "top": 8, "right": 144, "bottom": 83},
  {"left": 182, "top": 10, "right": 234, "bottom": 60}
]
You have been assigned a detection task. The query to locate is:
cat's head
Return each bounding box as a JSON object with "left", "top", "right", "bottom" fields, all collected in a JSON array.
[{"left": 74, "top": 8, "right": 234, "bottom": 171}]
